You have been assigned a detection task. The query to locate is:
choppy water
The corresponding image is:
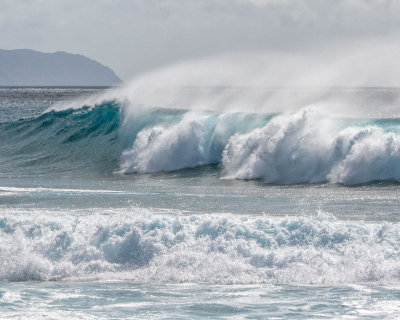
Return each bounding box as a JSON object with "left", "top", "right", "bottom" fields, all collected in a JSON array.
[{"left": 1, "top": 87, "right": 400, "bottom": 319}]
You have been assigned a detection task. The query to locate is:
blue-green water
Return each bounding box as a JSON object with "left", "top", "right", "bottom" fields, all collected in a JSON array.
[{"left": 1, "top": 87, "right": 400, "bottom": 319}]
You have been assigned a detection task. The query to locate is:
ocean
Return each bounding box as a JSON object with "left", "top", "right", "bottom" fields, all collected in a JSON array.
[{"left": 1, "top": 86, "right": 400, "bottom": 319}]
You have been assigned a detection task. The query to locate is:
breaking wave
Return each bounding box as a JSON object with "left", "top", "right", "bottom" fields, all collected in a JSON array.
[
  {"left": 2, "top": 99, "right": 400, "bottom": 185},
  {"left": 223, "top": 109, "right": 400, "bottom": 185}
]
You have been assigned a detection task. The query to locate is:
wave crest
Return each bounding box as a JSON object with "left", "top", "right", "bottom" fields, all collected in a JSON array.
[
  {"left": 222, "top": 109, "right": 400, "bottom": 185},
  {"left": 120, "top": 110, "right": 269, "bottom": 173},
  {"left": 121, "top": 113, "right": 212, "bottom": 173}
]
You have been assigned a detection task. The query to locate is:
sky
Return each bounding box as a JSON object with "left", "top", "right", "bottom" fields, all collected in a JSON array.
[{"left": 1, "top": 0, "right": 400, "bottom": 81}]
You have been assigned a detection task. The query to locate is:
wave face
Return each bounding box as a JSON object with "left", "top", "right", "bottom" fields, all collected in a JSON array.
[
  {"left": 0, "top": 102, "right": 121, "bottom": 174},
  {"left": 1, "top": 209, "right": 399, "bottom": 284},
  {"left": 3, "top": 99, "right": 400, "bottom": 184}
]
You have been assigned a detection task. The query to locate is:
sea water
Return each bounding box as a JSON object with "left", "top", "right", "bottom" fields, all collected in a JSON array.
[{"left": 1, "top": 87, "right": 400, "bottom": 319}]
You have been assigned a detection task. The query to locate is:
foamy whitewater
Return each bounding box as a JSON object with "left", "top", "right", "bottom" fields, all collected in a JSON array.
[{"left": 1, "top": 87, "right": 400, "bottom": 319}]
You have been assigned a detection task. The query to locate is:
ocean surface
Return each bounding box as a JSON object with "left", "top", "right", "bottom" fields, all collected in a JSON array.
[{"left": 1, "top": 87, "right": 400, "bottom": 319}]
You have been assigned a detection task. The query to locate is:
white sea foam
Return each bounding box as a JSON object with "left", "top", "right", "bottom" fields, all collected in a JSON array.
[
  {"left": 222, "top": 108, "right": 400, "bottom": 184},
  {"left": 1, "top": 208, "right": 399, "bottom": 285},
  {"left": 119, "top": 110, "right": 264, "bottom": 173},
  {"left": 120, "top": 112, "right": 213, "bottom": 173}
]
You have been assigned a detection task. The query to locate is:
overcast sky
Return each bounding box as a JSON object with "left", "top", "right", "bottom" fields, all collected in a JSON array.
[{"left": 1, "top": 0, "right": 400, "bottom": 81}]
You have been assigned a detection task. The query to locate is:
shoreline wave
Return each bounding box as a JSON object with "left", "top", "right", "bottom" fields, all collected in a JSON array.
[{"left": 1, "top": 209, "right": 399, "bottom": 285}]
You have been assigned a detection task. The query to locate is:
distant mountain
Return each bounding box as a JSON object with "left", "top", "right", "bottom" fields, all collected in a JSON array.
[{"left": 0, "top": 49, "right": 122, "bottom": 86}]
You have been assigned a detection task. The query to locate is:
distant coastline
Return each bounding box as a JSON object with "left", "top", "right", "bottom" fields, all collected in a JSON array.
[{"left": 0, "top": 49, "right": 122, "bottom": 86}]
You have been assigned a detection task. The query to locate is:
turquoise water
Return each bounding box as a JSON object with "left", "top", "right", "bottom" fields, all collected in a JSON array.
[{"left": 1, "top": 87, "right": 400, "bottom": 319}]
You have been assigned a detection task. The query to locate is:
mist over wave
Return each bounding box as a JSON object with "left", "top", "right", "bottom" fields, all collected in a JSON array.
[
  {"left": 1, "top": 209, "right": 400, "bottom": 284},
  {"left": 3, "top": 50, "right": 400, "bottom": 184},
  {"left": 51, "top": 49, "right": 400, "bottom": 117}
]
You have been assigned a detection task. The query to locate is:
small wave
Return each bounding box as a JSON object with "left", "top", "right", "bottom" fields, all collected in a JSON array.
[{"left": 1, "top": 209, "right": 399, "bottom": 284}]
